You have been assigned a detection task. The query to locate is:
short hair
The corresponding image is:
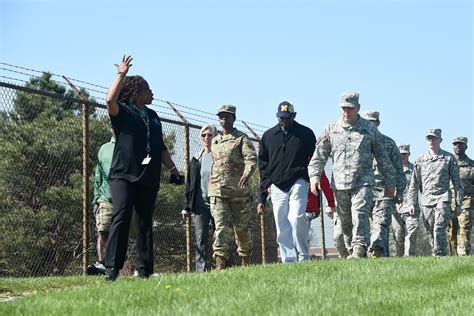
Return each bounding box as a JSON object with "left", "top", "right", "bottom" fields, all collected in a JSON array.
[
  {"left": 118, "top": 75, "right": 148, "bottom": 105},
  {"left": 200, "top": 124, "right": 217, "bottom": 135}
]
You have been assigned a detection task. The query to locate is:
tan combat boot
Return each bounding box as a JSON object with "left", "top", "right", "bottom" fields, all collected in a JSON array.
[
  {"left": 241, "top": 256, "right": 250, "bottom": 267},
  {"left": 347, "top": 245, "right": 366, "bottom": 259},
  {"left": 215, "top": 257, "right": 226, "bottom": 271}
]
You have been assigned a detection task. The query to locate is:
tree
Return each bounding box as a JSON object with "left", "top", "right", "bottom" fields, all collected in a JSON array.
[{"left": 0, "top": 73, "right": 109, "bottom": 276}]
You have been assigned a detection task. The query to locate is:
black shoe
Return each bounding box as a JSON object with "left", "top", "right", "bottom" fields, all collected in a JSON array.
[
  {"left": 87, "top": 262, "right": 107, "bottom": 276},
  {"left": 105, "top": 268, "right": 119, "bottom": 281},
  {"left": 135, "top": 273, "right": 149, "bottom": 280},
  {"left": 87, "top": 264, "right": 99, "bottom": 276},
  {"left": 135, "top": 270, "right": 150, "bottom": 280}
]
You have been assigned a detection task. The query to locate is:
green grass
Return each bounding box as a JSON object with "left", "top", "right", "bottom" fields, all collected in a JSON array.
[{"left": 1, "top": 257, "right": 473, "bottom": 315}]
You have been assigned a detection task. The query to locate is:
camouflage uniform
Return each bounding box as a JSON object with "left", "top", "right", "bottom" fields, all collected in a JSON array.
[
  {"left": 447, "top": 137, "right": 474, "bottom": 256},
  {"left": 391, "top": 145, "right": 420, "bottom": 256},
  {"left": 308, "top": 93, "right": 396, "bottom": 256},
  {"left": 363, "top": 111, "right": 406, "bottom": 257},
  {"left": 208, "top": 113, "right": 257, "bottom": 262},
  {"left": 332, "top": 212, "right": 350, "bottom": 258},
  {"left": 408, "top": 129, "right": 463, "bottom": 256}
]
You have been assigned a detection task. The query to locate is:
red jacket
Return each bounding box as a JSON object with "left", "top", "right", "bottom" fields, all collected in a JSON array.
[{"left": 306, "top": 170, "right": 335, "bottom": 213}]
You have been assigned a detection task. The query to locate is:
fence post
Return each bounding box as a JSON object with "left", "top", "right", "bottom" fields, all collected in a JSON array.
[
  {"left": 242, "top": 121, "right": 265, "bottom": 264},
  {"left": 166, "top": 102, "right": 192, "bottom": 272},
  {"left": 318, "top": 192, "right": 327, "bottom": 259},
  {"left": 63, "top": 76, "right": 90, "bottom": 274}
]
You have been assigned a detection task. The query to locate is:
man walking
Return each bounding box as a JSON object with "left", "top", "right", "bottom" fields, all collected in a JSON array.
[
  {"left": 447, "top": 136, "right": 473, "bottom": 256},
  {"left": 257, "top": 101, "right": 316, "bottom": 262},
  {"left": 363, "top": 110, "right": 406, "bottom": 257},
  {"left": 88, "top": 134, "right": 115, "bottom": 275},
  {"left": 408, "top": 129, "right": 463, "bottom": 256},
  {"left": 308, "top": 92, "right": 396, "bottom": 259},
  {"left": 391, "top": 144, "right": 420, "bottom": 256}
]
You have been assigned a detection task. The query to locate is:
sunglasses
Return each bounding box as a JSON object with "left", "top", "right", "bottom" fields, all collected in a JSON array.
[{"left": 201, "top": 133, "right": 213, "bottom": 138}]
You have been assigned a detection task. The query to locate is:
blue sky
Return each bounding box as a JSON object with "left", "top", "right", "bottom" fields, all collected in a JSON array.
[{"left": 1, "top": 0, "right": 473, "bottom": 160}]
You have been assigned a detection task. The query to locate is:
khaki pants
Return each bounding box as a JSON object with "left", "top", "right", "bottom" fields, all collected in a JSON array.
[{"left": 96, "top": 201, "right": 114, "bottom": 233}]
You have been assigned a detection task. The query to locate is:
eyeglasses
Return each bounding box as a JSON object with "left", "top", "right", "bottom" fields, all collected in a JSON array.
[{"left": 201, "top": 133, "right": 213, "bottom": 138}]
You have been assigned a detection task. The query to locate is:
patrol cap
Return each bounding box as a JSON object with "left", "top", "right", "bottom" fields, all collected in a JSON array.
[
  {"left": 363, "top": 110, "right": 380, "bottom": 121},
  {"left": 276, "top": 101, "right": 295, "bottom": 118},
  {"left": 339, "top": 92, "right": 360, "bottom": 108},
  {"left": 216, "top": 104, "right": 236, "bottom": 116},
  {"left": 398, "top": 144, "right": 410, "bottom": 154},
  {"left": 426, "top": 128, "right": 442, "bottom": 139},
  {"left": 453, "top": 136, "right": 468, "bottom": 145}
]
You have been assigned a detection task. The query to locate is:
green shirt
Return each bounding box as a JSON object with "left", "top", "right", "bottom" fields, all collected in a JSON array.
[{"left": 93, "top": 137, "right": 115, "bottom": 203}]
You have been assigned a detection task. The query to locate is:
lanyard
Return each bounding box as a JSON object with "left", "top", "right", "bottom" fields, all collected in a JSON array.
[{"left": 138, "top": 107, "right": 151, "bottom": 155}]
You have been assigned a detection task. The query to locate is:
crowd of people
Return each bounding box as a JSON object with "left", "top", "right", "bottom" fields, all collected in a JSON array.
[{"left": 89, "top": 56, "right": 473, "bottom": 280}]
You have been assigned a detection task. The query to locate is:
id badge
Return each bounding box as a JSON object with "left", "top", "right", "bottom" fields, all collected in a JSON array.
[{"left": 141, "top": 155, "right": 152, "bottom": 165}]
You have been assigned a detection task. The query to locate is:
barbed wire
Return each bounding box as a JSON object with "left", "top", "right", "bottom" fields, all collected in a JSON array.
[
  {"left": 155, "top": 98, "right": 269, "bottom": 131},
  {"left": 1, "top": 62, "right": 269, "bottom": 133},
  {"left": 0, "top": 62, "right": 110, "bottom": 90},
  {"left": 0, "top": 75, "right": 30, "bottom": 85},
  {"left": 0, "top": 67, "right": 108, "bottom": 101}
]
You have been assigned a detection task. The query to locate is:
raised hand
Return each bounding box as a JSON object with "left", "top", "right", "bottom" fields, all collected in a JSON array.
[{"left": 114, "top": 55, "right": 133, "bottom": 75}]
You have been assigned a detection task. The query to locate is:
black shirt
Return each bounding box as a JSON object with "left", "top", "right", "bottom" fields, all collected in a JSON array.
[
  {"left": 258, "top": 121, "right": 316, "bottom": 198},
  {"left": 109, "top": 103, "right": 167, "bottom": 190}
]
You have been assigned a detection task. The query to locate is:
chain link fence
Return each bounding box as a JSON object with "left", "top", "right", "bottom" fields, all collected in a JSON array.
[{"left": 0, "top": 68, "right": 280, "bottom": 277}]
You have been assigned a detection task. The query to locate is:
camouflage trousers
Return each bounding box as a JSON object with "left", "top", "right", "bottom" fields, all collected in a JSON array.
[
  {"left": 369, "top": 199, "right": 395, "bottom": 254},
  {"left": 210, "top": 196, "right": 252, "bottom": 261},
  {"left": 422, "top": 202, "right": 451, "bottom": 256},
  {"left": 391, "top": 211, "right": 420, "bottom": 256},
  {"left": 333, "top": 213, "right": 350, "bottom": 258},
  {"left": 334, "top": 186, "right": 373, "bottom": 251},
  {"left": 447, "top": 208, "right": 472, "bottom": 256}
]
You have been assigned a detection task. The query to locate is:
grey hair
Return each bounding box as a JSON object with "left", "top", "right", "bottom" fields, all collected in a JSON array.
[{"left": 200, "top": 124, "right": 217, "bottom": 136}]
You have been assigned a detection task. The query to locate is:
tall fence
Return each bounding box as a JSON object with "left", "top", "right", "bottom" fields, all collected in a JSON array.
[
  {"left": 0, "top": 65, "right": 282, "bottom": 277},
  {"left": 0, "top": 62, "right": 343, "bottom": 277}
]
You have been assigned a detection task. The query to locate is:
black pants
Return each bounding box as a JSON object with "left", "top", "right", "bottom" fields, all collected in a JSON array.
[
  {"left": 105, "top": 178, "right": 158, "bottom": 275},
  {"left": 193, "top": 207, "right": 214, "bottom": 272}
]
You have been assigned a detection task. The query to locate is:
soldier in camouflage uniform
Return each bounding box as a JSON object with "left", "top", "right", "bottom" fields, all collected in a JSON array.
[
  {"left": 447, "top": 137, "right": 474, "bottom": 256},
  {"left": 408, "top": 129, "right": 463, "bottom": 256},
  {"left": 391, "top": 144, "right": 420, "bottom": 256},
  {"left": 208, "top": 105, "right": 257, "bottom": 270},
  {"left": 363, "top": 110, "right": 406, "bottom": 257},
  {"left": 308, "top": 92, "right": 397, "bottom": 259}
]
